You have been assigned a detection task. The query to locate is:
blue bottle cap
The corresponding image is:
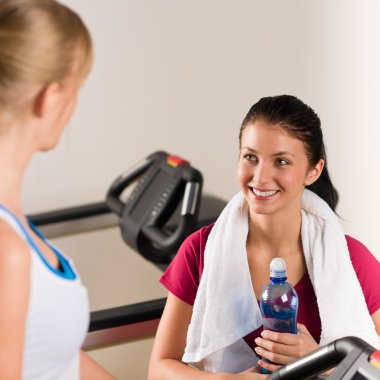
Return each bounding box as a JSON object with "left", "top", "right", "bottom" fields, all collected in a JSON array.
[{"left": 270, "top": 258, "right": 287, "bottom": 279}]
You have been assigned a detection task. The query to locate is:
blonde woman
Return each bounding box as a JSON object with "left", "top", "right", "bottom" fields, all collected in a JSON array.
[{"left": 0, "top": 1, "right": 114, "bottom": 378}]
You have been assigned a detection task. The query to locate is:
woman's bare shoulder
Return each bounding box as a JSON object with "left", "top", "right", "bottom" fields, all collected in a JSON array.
[{"left": 0, "top": 220, "right": 30, "bottom": 270}]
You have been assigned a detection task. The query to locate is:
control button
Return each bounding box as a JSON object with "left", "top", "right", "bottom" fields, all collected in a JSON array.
[
  {"left": 159, "top": 197, "right": 167, "bottom": 204},
  {"left": 167, "top": 155, "right": 189, "bottom": 167},
  {"left": 370, "top": 350, "right": 380, "bottom": 370}
]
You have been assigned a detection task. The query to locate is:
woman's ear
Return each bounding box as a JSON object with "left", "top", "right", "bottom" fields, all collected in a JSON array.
[
  {"left": 305, "top": 159, "right": 325, "bottom": 186},
  {"left": 33, "top": 82, "right": 62, "bottom": 118}
]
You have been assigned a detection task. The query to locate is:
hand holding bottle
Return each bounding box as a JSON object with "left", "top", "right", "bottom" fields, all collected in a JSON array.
[{"left": 255, "top": 323, "right": 319, "bottom": 373}]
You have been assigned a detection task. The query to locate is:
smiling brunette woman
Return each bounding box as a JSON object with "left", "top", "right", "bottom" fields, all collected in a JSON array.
[{"left": 148, "top": 95, "right": 380, "bottom": 380}]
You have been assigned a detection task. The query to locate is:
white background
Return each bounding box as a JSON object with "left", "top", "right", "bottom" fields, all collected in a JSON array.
[{"left": 23, "top": 1, "right": 380, "bottom": 378}]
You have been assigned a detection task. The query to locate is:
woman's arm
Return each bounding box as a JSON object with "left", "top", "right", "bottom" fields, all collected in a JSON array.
[
  {"left": 371, "top": 309, "right": 380, "bottom": 336},
  {"left": 0, "top": 227, "right": 31, "bottom": 379},
  {"left": 148, "top": 292, "right": 267, "bottom": 380},
  {"left": 148, "top": 292, "right": 218, "bottom": 379},
  {"left": 80, "top": 350, "right": 115, "bottom": 379}
]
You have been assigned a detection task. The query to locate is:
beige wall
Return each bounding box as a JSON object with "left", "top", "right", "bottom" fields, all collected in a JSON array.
[{"left": 22, "top": 1, "right": 380, "bottom": 378}]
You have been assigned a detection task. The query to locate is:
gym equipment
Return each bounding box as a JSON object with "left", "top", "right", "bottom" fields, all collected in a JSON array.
[
  {"left": 268, "top": 336, "right": 380, "bottom": 380},
  {"left": 30, "top": 151, "right": 226, "bottom": 349},
  {"left": 106, "top": 151, "right": 203, "bottom": 266}
]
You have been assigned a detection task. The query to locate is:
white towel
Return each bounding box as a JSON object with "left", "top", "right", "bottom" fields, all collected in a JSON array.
[{"left": 182, "top": 189, "right": 379, "bottom": 371}]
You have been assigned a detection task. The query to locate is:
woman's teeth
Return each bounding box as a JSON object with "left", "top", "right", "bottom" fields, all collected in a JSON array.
[{"left": 252, "top": 188, "right": 278, "bottom": 197}]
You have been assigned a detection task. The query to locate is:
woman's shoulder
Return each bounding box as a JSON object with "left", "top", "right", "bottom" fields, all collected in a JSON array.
[
  {"left": 188, "top": 222, "right": 215, "bottom": 239},
  {"left": 345, "top": 235, "right": 380, "bottom": 314},
  {"left": 345, "top": 234, "right": 368, "bottom": 249},
  {"left": 345, "top": 235, "right": 378, "bottom": 262},
  {"left": 345, "top": 234, "right": 380, "bottom": 277},
  {"left": 0, "top": 219, "right": 31, "bottom": 269},
  {"left": 179, "top": 222, "right": 214, "bottom": 253}
]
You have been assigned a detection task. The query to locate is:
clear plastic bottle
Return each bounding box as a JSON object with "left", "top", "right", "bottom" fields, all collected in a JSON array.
[{"left": 259, "top": 258, "right": 299, "bottom": 373}]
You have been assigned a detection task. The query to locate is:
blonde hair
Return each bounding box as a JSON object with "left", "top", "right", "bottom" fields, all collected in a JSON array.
[{"left": 0, "top": 0, "right": 92, "bottom": 112}]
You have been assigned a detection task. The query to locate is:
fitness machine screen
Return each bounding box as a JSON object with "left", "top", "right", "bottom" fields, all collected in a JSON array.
[{"left": 130, "top": 169, "right": 171, "bottom": 222}]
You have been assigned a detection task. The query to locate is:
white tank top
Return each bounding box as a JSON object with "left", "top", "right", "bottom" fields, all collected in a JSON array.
[{"left": 0, "top": 206, "right": 90, "bottom": 380}]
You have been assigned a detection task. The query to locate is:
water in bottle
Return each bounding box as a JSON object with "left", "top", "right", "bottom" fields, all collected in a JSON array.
[{"left": 259, "top": 257, "right": 299, "bottom": 374}]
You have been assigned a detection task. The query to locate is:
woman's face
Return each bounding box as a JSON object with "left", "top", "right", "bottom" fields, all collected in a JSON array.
[{"left": 237, "top": 122, "right": 320, "bottom": 218}]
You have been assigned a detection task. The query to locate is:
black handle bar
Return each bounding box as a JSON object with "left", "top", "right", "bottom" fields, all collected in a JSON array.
[{"left": 268, "top": 336, "right": 376, "bottom": 380}]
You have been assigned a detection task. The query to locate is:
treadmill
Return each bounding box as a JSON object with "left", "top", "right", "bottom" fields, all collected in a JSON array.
[{"left": 29, "top": 151, "right": 227, "bottom": 350}]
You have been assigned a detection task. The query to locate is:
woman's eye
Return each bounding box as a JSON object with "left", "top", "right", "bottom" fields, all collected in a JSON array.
[
  {"left": 276, "top": 158, "right": 289, "bottom": 166},
  {"left": 244, "top": 154, "right": 257, "bottom": 162}
]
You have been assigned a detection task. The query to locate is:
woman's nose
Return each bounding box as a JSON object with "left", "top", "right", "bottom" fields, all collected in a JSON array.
[{"left": 253, "top": 161, "right": 272, "bottom": 185}]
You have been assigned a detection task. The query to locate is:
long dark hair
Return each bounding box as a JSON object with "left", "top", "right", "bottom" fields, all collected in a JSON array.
[{"left": 239, "top": 95, "right": 338, "bottom": 211}]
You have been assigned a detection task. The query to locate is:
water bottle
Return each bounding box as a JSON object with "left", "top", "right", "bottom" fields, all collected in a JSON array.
[{"left": 259, "top": 258, "right": 299, "bottom": 374}]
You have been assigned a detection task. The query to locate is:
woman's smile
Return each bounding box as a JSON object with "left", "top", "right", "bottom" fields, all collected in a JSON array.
[{"left": 250, "top": 187, "right": 280, "bottom": 200}]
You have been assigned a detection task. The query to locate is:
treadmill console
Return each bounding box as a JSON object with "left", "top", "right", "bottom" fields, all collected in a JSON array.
[{"left": 106, "top": 151, "right": 203, "bottom": 264}]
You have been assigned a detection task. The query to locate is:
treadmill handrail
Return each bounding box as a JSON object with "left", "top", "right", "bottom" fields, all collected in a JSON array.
[
  {"left": 28, "top": 201, "right": 111, "bottom": 226},
  {"left": 267, "top": 336, "right": 376, "bottom": 380},
  {"left": 89, "top": 298, "right": 166, "bottom": 332}
]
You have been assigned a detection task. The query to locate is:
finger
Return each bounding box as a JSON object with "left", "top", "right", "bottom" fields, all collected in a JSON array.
[
  {"left": 261, "top": 330, "right": 299, "bottom": 345},
  {"left": 255, "top": 337, "right": 298, "bottom": 356},
  {"left": 297, "top": 323, "right": 311, "bottom": 335},
  {"left": 255, "top": 345, "right": 293, "bottom": 365},
  {"left": 257, "top": 359, "right": 281, "bottom": 374}
]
